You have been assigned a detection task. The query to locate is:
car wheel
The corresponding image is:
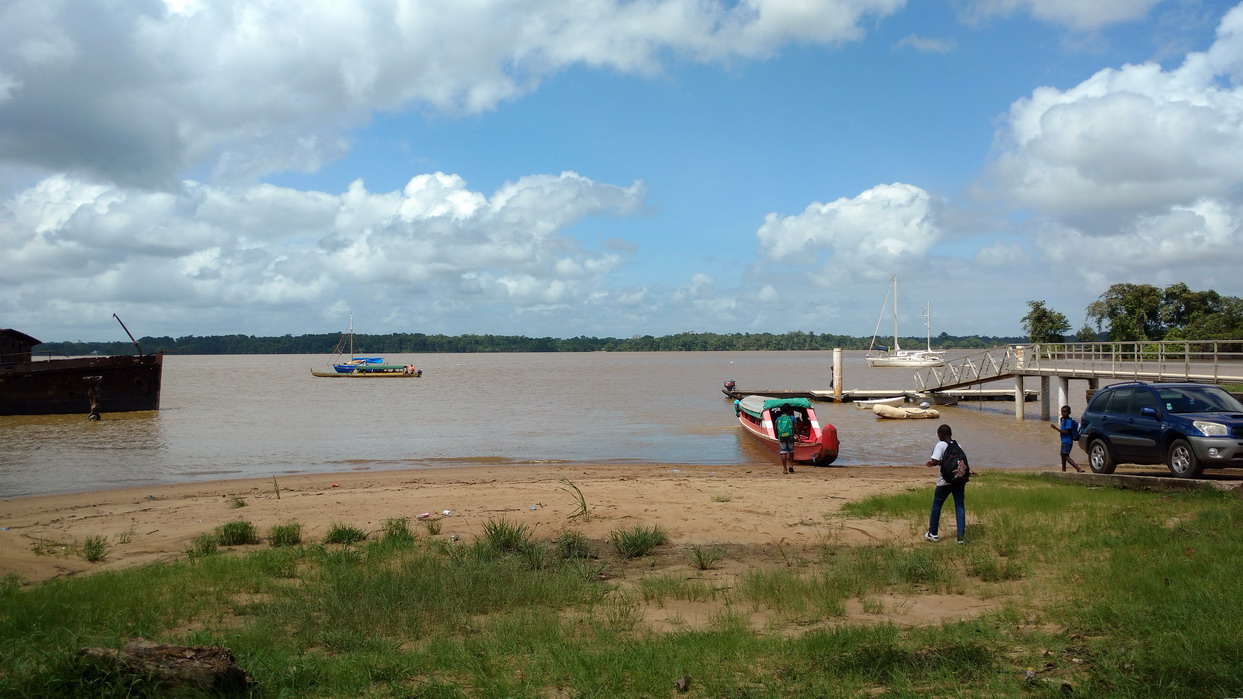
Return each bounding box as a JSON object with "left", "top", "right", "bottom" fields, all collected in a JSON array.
[
  {"left": 1167, "top": 439, "right": 1204, "bottom": 479},
  {"left": 1088, "top": 439, "right": 1116, "bottom": 474}
]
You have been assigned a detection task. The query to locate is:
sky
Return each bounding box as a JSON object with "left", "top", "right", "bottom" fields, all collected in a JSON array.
[{"left": 2, "top": 0, "right": 1243, "bottom": 344}]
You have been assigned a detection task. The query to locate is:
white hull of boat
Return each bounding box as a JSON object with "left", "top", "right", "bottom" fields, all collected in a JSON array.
[
  {"left": 854, "top": 396, "right": 905, "bottom": 409},
  {"left": 866, "top": 352, "right": 946, "bottom": 368}
]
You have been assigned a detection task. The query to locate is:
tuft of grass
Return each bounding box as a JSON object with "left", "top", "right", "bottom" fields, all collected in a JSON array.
[
  {"left": 322, "top": 522, "right": 368, "bottom": 545},
  {"left": 382, "top": 517, "right": 414, "bottom": 543},
  {"left": 521, "top": 542, "right": 552, "bottom": 570},
  {"left": 80, "top": 536, "right": 109, "bottom": 563},
  {"left": 229, "top": 496, "right": 247, "bottom": 508},
  {"left": 480, "top": 518, "right": 533, "bottom": 554},
  {"left": 966, "top": 550, "right": 1024, "bottom": 582},
  {"left": 711, "top": 494, "right": 733, "bottom": 503},
  {"left": 29, "top": 538, "right": 71, "bottom": 558},
  {"left": 188, "top": 533, "right": 217, "bottom": 557},
  {"left": 637, "top": 573, "right": 717, "bottom": 603},
  {"left": 424, "top": 519, "right": 442, "bottom": 536},
  {"left": 689, "top": 544, "right": 724, "bottom": 570},
  {"left": 0, "top": 572, "right": 21, "bottom": 596},
  {"left": 559, "top": 478, "right": 591, "bottom": 521},
  {"left": 609, "top": 524, "right": 667, "bottom": 558},
  {"left": 268, "top": 522, "right": 303, "bottom": 548},
  {"left": 215, "top": 520, "right": 259, "bottom": 546},
  {"left": 555, "top": 530, "right": 595, "bottom": 560}
]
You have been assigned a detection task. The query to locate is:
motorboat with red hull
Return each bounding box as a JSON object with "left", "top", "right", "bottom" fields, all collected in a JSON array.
[{"left": 736, "top": 395, "right": 838, "bottom": 466}]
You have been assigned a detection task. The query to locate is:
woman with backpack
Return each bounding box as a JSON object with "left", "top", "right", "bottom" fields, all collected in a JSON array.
[{"left": 924, "top": 423, "right": 969, "bottom": 544}]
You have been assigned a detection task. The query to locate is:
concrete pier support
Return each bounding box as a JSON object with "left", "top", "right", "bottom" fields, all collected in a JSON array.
[
  {"left": 1014, "top": 376, "right": 1026, "bottom": 420},
  {"left": 832, "top": 348, "right": 843, "bottom": 399},
  {"left": 1056, "top": 377, "right": 1070, "bottom": 413},
  {"left": 1039, "top": 376, "right": 1050, "bottom": 421}
]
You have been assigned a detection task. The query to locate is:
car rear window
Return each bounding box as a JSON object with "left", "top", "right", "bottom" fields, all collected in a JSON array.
[
  {"left": 1089, "top": 388, "right": 1120, "bottom": 413},
  {"left": 1129, "top": 389, "right": 1158, "bottom": 416}
]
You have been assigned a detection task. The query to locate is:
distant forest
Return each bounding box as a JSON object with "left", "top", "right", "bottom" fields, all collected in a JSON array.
[{"left": 34, "top": 330, "right": 1026, "bottom": 356}]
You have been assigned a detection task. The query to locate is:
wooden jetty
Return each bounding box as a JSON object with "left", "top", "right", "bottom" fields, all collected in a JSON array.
[{"left": 722, "top": 388, "right": 1036, "bottom": 404}]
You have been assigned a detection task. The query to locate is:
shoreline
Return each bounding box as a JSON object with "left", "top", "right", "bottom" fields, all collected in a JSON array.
[{"left": 1, "top": 462, "right": 968, "bottom": 585}]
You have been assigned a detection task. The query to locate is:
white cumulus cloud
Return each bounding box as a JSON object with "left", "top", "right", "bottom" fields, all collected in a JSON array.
[
  {"left": 988, "top": 4, "right": 1243, "bottom": 289},
  {"left": 0, "top": 0, "right": 910, "bottom": 190},
  {"left": 755, "top": 183, "right": 941, "bottom": 270},
  {"left": 0, "top": 170, "right": 647, "bottom": 337}
]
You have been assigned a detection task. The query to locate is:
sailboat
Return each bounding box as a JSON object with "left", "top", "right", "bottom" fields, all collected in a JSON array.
[
  {"left": 866, "top": 276, "right": 946, "bottom": 368},
  {"left": 311, "top": 317, "right": 422, "bottom": 378}
]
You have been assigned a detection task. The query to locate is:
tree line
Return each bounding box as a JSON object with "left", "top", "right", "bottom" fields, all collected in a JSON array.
[
  {"left": 35, "top": 329, "right": 1025, "bottom": 357},
  {"left": 1022, "top": 282, "right": 1243, "bottom": 343},
  {"left": 31, "top": 281, "right": 1239, "bottom": 356}
]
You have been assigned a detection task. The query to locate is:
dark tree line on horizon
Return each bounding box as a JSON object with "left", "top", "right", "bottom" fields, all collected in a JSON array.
[
  {"left": 33, "top": 329, "right": 1026, "bottom": 357},
  {"left": 30, "top": 281, "right": 1242, "bottom": 357}
]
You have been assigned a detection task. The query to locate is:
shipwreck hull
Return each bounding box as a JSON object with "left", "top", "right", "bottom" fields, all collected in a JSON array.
[{"left": 0, "top": 353, "right": 164, "bottom": 416}]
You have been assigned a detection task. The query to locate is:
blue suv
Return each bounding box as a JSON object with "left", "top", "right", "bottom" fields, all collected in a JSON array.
[{"left": 1078, "top": 381, "right": 1243, "bottom": 478}]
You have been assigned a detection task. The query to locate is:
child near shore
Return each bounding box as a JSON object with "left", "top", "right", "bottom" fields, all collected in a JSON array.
[{"left": 1051, "top": 405, "right": 1084, "bottom": 472}]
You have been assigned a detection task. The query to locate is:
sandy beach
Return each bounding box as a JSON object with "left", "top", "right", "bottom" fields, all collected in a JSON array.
[{"left": 2, "top": 463, "right": 940, "bottom": 586}]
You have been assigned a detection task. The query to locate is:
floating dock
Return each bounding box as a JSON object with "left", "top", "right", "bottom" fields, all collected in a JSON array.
[{"left": 723, "top": 388, "right": 1037, "bottom": 404}]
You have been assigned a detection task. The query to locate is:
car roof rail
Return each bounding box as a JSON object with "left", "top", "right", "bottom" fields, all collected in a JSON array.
[{"left": 1103, "top": 380, "right": 1148, "bottom": 388}]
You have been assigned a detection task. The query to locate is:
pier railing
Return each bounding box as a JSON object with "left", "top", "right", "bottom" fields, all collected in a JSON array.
[
  {"left": 914, "top": 340, "right": 1243, "bottom": 392},
  {"left": 913, "top": 346, "right": 1017, "bottom": 391}
]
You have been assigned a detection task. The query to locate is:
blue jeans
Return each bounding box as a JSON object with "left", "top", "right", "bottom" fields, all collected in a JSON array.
[{"left": 928, "top": 481, "right": 966, "bottom": 540}]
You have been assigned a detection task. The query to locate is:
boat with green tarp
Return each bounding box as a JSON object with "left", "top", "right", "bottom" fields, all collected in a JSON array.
[{"left": 735, "top": 395, "right": 838, "bottom": 466}]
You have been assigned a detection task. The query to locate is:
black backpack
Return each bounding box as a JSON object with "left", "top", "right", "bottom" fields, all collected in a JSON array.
[{"left": 940, "top": 440, "right": 970, "bottom": 484}]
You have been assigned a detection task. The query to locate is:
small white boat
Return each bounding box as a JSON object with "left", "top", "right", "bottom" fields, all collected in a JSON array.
[
  {"left": 854, "top": 396, "right": 904, "bottom": 409},
  {"left": 873, "top": 404, "right": 940, "bottom": 420}
]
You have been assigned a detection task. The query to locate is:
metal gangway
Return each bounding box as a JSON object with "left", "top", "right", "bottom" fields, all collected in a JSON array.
[{"left": 912, "top": 340, "right": 1243, "bottom": 420}]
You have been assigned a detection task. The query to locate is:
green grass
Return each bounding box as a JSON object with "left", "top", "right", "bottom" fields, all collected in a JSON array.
[
  {"left": 214, "top": 520, "right": 259, "bottom": 546},
  {"left": 267, "top": 522, "right": 303, "bottom": 548},
  {"left": 80, "top": 536, "right": 109, "bottom": 563},
  {"left": 480, "top": 518, "right": 532, "bottom": 554},
  {"left": 5, "top": 474, "right": 1243, "bottom": 696},
  {"left": 609, "top": 524, "right": 667, "bottom": 558},
  {"left": 688, "top": 544, "right": 724, "bottom": 570},
  {"left": 187, "top": 533, "right": 217, "bottom": 558},
  {"left": 381, "top": 516, "right": 414, "bottom": 543},
  {"left": 322, "top": 522, "right": 368, "bottom": 545},
  {"left": 554, "top": 530, "right": 594, "bottom": 560}
]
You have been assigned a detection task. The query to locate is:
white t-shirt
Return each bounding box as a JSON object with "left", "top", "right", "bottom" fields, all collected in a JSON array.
[{"left": 930, "top": 439, "right": 950, "bottom": 487}]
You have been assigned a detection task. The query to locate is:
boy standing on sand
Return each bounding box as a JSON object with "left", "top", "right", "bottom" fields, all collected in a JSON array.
[
  {"left": 775, "top": 408, "right": 796, "bottom": 474},
  {"left": 1050, "top": 405, "right": 1084, "bottom": 472}
]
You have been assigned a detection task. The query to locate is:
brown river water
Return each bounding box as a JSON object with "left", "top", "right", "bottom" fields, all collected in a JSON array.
[{"left": 0, "top": 351, "right": 1077, "bottom": 498}]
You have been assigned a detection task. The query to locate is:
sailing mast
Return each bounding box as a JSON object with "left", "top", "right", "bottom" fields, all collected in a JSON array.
[
  {"left": 890, "top": 276, "right": 900, "bottom": 352},
  {"left": 923, "top": 303, "right": 932, "bottom": 352}
]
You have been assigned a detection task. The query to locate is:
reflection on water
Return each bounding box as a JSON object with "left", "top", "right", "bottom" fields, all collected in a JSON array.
[{"left": 0, "top": 351, "right": 1080, "bottom": 498}]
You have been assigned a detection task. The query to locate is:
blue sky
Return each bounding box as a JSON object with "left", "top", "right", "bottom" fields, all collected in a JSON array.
[{"left": 2, "top": 0, "right": 1241, "bottom": 343}]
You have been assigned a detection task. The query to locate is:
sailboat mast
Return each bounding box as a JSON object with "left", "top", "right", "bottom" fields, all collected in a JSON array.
[
  {"left": 925, "top": 303, "right": 933, "bottom": 351},
  {"left": 890, "top": 275, "right": 900, "bottom": 351}
]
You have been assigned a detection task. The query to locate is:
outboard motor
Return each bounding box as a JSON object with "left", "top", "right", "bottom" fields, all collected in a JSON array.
[{"left": 724, "top": 380, "right": 736, "bottom": 391}]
